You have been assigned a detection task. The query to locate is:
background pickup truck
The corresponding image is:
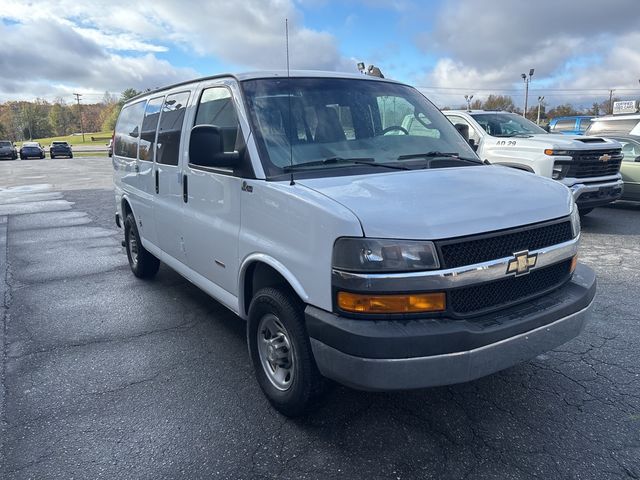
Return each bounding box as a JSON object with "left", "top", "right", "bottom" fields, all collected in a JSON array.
[{"left": 443, "top": 110, "right": 623, "bottom": 215}]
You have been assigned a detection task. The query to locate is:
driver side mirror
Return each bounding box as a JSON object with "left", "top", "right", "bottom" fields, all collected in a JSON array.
[
  {"left": 454, "top": 123, "right": 469, "bottom": 141},
  {"left": 189, "top": 125, "right": 239, "bottom": 168}
]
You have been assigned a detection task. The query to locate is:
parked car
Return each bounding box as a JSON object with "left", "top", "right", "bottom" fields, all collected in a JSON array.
[
  {"left": 548, "top": 116, "right": 594, "bottom": 135},
  {"left": 49, "top": 141, "right": 73, "bottom": 159},
  {"left": 0, "top": 140, "right": 18, "bottom": 160},
  {"left": 442, "top": 110, "right": 623, "bottom": 215},
  {"left": 19, "top": 142, "right": 45, "bottom": 159},
  {"left": 603, "top": 135, "right": 640, "bottom": 201},
  {"left": 586, "top": 113, "right": 640, "bottom": 137},
  {"left": 113, "top": 72, "right": 594, "bottom": 416}
]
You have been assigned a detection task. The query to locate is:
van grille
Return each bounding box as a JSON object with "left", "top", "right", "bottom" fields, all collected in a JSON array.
[
  {"left": 566, "top": 149, "right": 622, "bottom": 178},
  {"left": 437, "top": 219, "right": 573, "bottom": 269},
  {"left": 449, "top": 259, "right": 573, "bottom": 316}
]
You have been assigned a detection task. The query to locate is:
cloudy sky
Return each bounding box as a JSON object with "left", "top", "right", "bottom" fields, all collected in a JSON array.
[{"left": 1, "top": 0, "right": 639, "bottom": 108}]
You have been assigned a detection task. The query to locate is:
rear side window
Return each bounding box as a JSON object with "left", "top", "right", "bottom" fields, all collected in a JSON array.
[
  {"left": 114, "top": 100, "right": 146, "bottom": 158},
  {"left": 194, "top": 87, "right": 240, "bottom": 152},
  {"left": 551, "top": 119, "right": 576, "bottom": 131},
  {"left": 157, "top": 92, "right": 190, "bottom": 166},
  {"left": 139, "top": 96, "right": 164, "bottom": 162}
]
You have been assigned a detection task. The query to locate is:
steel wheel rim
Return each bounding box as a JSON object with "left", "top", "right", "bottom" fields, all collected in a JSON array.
[
  {"left": 128, "top": 228, "right": 139, "bottom": 266},
  {"left": 257, "top": 313, "right": 294, "bottom": 391}
]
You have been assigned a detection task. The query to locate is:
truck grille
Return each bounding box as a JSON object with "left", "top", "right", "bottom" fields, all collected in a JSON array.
[
  {"left": 449, "top": 259, "right": 573, "bottom": 316},
  {"left": 566, "top": 149, "right": 622, "bottom": 178},
  {"left": 437, "top": 219, "right": 573, "bottom": 269}
]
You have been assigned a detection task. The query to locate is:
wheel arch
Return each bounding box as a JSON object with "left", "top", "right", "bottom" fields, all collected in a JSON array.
[{"left": 239, "top": 255, "right": 309, "bottom": 319}]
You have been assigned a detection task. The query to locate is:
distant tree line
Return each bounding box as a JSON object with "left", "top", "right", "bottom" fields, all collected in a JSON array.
[
  {"left": 444, "top": 94, "right": 621, "bottom": 124},
  {"left": 0, "top": 88, "right": 140, "bottom": 141}
]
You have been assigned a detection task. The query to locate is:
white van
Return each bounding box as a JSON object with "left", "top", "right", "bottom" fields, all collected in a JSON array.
[{"left": 113, "top": 71, "right": 595, "bottom": 416}]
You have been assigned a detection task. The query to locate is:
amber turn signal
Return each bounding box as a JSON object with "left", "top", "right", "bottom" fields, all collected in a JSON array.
[
  {"left": 570, "top": 254, "right": 578, "bottom": 273},
  {"left": 337, "top": 291, "right": 446, "bottom": 314}
]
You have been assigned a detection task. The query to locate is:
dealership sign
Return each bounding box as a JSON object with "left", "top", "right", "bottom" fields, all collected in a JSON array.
[{"left": 613, "top": 100, "right": 638, "bottom": 115}]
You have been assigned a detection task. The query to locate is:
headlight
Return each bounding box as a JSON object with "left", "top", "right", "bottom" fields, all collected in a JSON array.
[
  {"left": 333, "top": 238, "right": 440, "bottom": 273},
  {"left": 570, "top": 201, "right": 581, "bottom": 238}
]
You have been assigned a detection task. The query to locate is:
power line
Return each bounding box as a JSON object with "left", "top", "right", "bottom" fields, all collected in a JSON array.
[{"left": 73, "top": 93, "right": 85, "bottom": 143}]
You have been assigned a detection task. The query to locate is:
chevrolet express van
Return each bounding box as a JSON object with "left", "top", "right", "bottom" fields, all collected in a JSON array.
[{"left": 113, "top": 72, "right": 595, "bottom": 416}]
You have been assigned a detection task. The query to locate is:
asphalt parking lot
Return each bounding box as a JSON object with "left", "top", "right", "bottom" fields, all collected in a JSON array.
[{"left": 1, "top": 157, "right": 639, "bottom": 479}]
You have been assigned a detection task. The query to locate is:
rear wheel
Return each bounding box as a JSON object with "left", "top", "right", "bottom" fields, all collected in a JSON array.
[
  {"left": 248, "top": 287, "right": 329, "bottom": 417},
  {"left": 50, "top": 154, "right": 55, "bottom": 159},
  {"left": 124, "top": 213, "right": 160, "bottom": 279}
]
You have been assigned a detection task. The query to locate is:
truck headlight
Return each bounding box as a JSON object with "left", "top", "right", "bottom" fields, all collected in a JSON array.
[
  {"left": 333, "top": 238, "right": 440, "bottom": 273},
  {"left": 570, "top": 202, "right": 581, "bottom": 238}
]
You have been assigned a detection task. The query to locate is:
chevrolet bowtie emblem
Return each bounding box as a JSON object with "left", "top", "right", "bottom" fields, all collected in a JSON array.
[
  {"left": 599, "top": 153, "right": 611, "bottom": 162},
  {"left": 507, "top": 250, "right": 537, "bottom": 276}
]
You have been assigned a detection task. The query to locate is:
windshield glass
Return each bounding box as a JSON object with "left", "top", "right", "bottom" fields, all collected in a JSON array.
[
  {"left": 242, "top": 78, "right": 478, "bottom": 177},
  {"left": 471, "top": 112, "right": 547, "bottom": 137},
  {"left": 0, "top": 141, "right": 10, "bottom": 147}
]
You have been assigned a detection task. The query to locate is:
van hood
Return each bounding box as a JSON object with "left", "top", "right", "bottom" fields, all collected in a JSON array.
[{"left": 297, "top": 166, "right": 573, "bottom": 240}]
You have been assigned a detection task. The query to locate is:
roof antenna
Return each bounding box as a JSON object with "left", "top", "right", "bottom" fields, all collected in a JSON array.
[{"left": 286, "top": 18, "right": 295, "bottom": 186}]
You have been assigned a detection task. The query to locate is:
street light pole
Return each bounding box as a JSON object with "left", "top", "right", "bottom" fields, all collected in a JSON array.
[
  {"left": 537, "top": 96, "right": 545, "bottom": 125},
  {"left": 464, "top": 94, "right": 473, "bottom": 111},
  {"left": 521, "top": 68, "right": 534, "bottom": 117}
]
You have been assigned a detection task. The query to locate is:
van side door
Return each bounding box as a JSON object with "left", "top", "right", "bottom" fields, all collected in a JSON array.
[
  {"left": 135, "top": 95, "right": 164, "bottom": 247},
  {"left": 182, "top": 84, "right": 244, "bottom": 295},
  {"left": 153, "top": 91, "right": 191, "bottom": 262}
]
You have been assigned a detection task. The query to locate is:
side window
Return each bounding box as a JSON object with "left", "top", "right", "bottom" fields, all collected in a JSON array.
[
  {"left": 578, "top": 119, "right": 592, "bottom": 132},
  {"left": 448, "top": 116, "right": 480, "bottom": 143},
  {"left": 157, "top": 91, "right": 190, "bottom": 166},
  {"left": 194, "top": 87, "right": 241, "bottom": 153},
  {"left": 621, "top": 142, "right": 639, "bottom": 161},
  {"left": 138, "top": 96, "right": 164, "bottom": 162},
  {"left": 114, "top": 100, "right": 146, "bottom": 158},
  {"left": 552, "top": 119, "right": 576, "bottom": 132}
]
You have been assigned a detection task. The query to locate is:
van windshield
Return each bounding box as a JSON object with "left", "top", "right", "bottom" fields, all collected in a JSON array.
[
  {"left": 242, "top": 77, "right": 479, "bottom": 178},
  {"left": 586, "top": 118, "right": 640, "bottom": 136}
]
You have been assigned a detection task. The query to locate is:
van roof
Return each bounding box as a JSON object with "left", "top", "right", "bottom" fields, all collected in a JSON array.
[
  {"left": 126, "top": 70, "right": 401, "bottom": 104},
  {"left": 592, "top": 114, "right": 640, "bottom": 121}
]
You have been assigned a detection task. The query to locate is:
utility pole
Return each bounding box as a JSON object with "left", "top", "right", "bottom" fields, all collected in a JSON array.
[
  {"left": 608, "top": 89, "right": 614, "bottom": 115},
  {"left": 73, "top": 93, "right": 85, "bottom": 142},
  {"left": 536, "top": 96, "right": 545, "bottom": 125}
]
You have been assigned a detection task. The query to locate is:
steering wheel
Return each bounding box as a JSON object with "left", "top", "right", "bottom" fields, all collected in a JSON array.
[{"left": 381, "top": 125, "right": 409, "bottom": 135}]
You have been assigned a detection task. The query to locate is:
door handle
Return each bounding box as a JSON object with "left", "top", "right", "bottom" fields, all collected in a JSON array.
[
  {"left": 155, "top": 170, "right": 159, "bottom": 194},
  {"left": 183, "top": 174, "right": 188, "bottom": 203}
]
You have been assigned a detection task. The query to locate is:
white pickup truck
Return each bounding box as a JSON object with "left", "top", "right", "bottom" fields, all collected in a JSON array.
[
  {"left": 113, "top": 72, "right": 595, "bottom": 416},
  {"left": 442, "top": 110, "right": 623, "bottom": 215}
]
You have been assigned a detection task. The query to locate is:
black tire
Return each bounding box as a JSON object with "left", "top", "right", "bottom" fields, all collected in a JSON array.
[
  {"left": 124, "top": 213, "right": 160, "bottom": 279},
  {"left": 19, "top": 155, "right": 24, "bottom": 160},
  {"left": 50, "top": 154, "right": 55, "bottom": 159},
  {"left": 40, "top": 154, "right": 44, "bottom": 159},
  {"left": 578, "top": 208, "right": 593, "bottom": 217},
  {"left": 69, "top": 154, "right": 73, "bottom": 159},
  {"left": 248, "top": 287, "right": 329, "bottom": 417}
]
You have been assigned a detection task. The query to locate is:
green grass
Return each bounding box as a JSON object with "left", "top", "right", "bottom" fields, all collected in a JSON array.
[{"left": 18, "top": 132, "right": 112, "bottom": 147}]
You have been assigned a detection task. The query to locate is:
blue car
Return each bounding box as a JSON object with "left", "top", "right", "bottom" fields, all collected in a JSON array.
[{"left": 548, "top": 116, "right": 594, "bottom": 135}]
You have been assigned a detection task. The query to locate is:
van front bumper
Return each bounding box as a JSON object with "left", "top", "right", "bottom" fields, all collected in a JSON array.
[{"left": 306, "top": 264, "right": 596, "bottom": 391}]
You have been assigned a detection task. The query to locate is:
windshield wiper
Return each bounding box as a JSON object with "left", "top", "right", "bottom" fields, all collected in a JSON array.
[
  {"left": 283, "top": 156, "right": 409, "bottom": 172},
  {"left": 397, "top": 151, "right": 481, "bottom": 163}
]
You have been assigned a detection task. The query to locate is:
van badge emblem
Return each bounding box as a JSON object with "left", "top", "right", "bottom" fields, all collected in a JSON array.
[
  {"left": 599, "top": 153, "right": 611, "bottom": 162},
  {"left": 507, "top": 250, "right": 537, "bottom": 276}
]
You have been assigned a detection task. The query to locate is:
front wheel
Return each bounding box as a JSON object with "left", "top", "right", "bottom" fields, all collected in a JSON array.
[
  {"left": 248, "top": 287, "right": 328, "bottom": 417},
  {"left": 124, "top": 213, "right": 160, "bottom": 278}
]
